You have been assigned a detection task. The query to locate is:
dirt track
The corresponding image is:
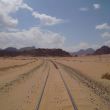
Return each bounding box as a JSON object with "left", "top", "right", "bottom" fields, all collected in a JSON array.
[{"left": 0, "top": 57, "right": 110, "bottom": 110}]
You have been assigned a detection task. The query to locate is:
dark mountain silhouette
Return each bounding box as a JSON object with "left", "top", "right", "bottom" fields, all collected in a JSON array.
[
  {"left": 0, "top": 47, "right": 18, "bottom": 57},
  {"left": 94, "top": 46, "right": 110, "bottom": 55},
  {"left": 5, "top": 47, "right": 18, "bottom": 52},
  {"left": 19, "top": 46, "right": 36, "bottom": 51},
  {"left": 0, "top": 47, "right": 71, "bottom": 57},
  {"left": 72, "top": 48, "right": 95, "bottom": 56},
  {"left": 19, "top": 48, "right": 71, "bottom": 57}
]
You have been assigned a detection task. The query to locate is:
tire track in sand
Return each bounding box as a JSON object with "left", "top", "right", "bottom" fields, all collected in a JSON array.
[
  {"left": 38, "top": 60, "right": 74, "bottom": 110},
  {"left": 55, "top": 61, "right": 110, "bottom": 110},
  {"left": 56, "top": 61, "right": 110, "bottom": 103},
  {"left": 35, "top": 63, "right": 50, "bottom": 110},
  {"left": 0, "top": 60, "right": 44, "bottom": 93},
  {"left": 51, "top": 61, "right": 78, "bottom": 110},
  {"left": 0, "top": 60, "right": 49, "bottom": 110},
  {"left": 0, "top": 60, "right": 36, "bottom": 71}
]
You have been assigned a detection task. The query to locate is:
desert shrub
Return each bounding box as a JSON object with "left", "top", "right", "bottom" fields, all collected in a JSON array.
[{"left": 101, "top": 73, "right": 110, "bottom": 80}]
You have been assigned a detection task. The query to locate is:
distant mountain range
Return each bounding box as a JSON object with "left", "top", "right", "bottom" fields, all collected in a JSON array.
[
  {"left": 0, "top": 45, "right": 110, "bottom": 57},
  {"left": 0, "top": 47, "right": 71, "bottom": 57},
  {"left": 72, "top": 48, "right": 95, "bottom": 56},
  {"left": 94, "top": 46, "right": 110, "bottom": 55},
  {"left": 72, "top": 46, "right": 110, "bottom": 56},
  {"left": 19, "top": 46, "right": 36, "bottom": 51},
  {"left": 5, "top": 47, "right": 18, "bottom": 52}
]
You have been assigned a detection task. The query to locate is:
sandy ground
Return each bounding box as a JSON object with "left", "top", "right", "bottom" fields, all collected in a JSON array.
[
  {"left": 39, "top": 62, "right": 73, "bottom": 110},
  {"left": 54, "top": 55, "right": 110, "bottom": 90},
  {"left": 0, "top": 56, "right": 110, "bottom": 110},
  {"left": 57, "top": 64, "right": 110, "bottom": 110},
  {"left": 0, "top": 57, "right": 34, "bottom": 68}
]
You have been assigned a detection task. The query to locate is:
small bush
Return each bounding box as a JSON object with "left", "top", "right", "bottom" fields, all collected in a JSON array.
[{"left": 101, "top": 73, "right": 110, "bottom": 80}]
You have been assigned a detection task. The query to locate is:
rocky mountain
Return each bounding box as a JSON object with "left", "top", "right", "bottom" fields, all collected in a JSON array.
[
  {"left": 5, "top": 47, "right": 18, "bottom": 52},
  {"left": 0, "top": 47, "right": 71, "bottom": 57},
  {"left": 19, "top": 46, "right": 36, "bottom": 51},
  {"left": 72, "top": 48, "right": 95, "bottom": 56},
  {"left": 94, "top": 46, "right": 110, "bottom": 55},
  {"left": 19, "top": 48, "right": 71, "bottom": 57}
]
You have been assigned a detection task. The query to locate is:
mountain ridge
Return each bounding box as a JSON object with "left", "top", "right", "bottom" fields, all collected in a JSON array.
[
  {"left": 0, "top": 47, "right": 71, "bottom": 57},
  {"left": 94, "top": 46, "right": 110, "bottom": 55},
  {"left": 72, "top": 48, "right": 95, "bottom": 56}
]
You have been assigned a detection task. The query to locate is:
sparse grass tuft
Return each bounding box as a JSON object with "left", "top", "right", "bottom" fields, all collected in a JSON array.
[{"left": 101, "top": 73, "right": 110, "bottom": 80}]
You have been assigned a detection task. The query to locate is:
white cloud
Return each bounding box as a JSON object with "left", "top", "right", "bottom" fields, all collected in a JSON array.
[
  {"left": 76, "top": 42, "right": 89, "bottom": 49},
  {"left": 0, "top": 0, "right": 33, "bottom": 30},
  {"left": 0, "top": 0, "right": 64, "bottom": 30},
  {"left": 80, "top": 3, "right": 100, "bottom": 12},
  {"left": 32, "top": 12, "right": 64, "bottom": 26},
  {"left": 102, "top": 32, "right": 110, "bottom": 38},
  {"left": 0, "top": 13, "right": 18, "bottom": 29},
  {"left": 93, "top": 4, "right": 100, "bottom": 10},
  {"left": 79, "top": 7, "right": 88, "bottom": 11},
  {"left": 0, "top": 0, "right": 66, "bottom": 50},
  {"left": 96, "top": 23, "right": 110, "bottom": 42},
  {"left": 96, "top": 23, "right": 110, "bottom": 30},
  {"left": 65, "top": 42, "right": 91, "bottom": 52},
  {"left": 104, "top": 40, "right": 110, "bottom": 46},
  {"left": 20, "top": 3, "right": 33, "bottom": 12},
  {"left": 64, "top": 42, "right": 101, "bottom": 52},
  {"left": 0, "top": 27, "right": 65, "bottom": 49}
]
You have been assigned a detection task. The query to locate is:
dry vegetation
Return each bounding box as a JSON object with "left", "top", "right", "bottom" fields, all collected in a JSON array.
[
  {"left": 101, "top": 73, "right": 110, "bottom": 80},
  {"left": 0, "top": 55, "right": 110, "bottom": 110}
]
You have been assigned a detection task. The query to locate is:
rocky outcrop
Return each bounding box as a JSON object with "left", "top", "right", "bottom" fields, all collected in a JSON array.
[{"left": 0, "top": 47, "right": 71, "bottom": 57}]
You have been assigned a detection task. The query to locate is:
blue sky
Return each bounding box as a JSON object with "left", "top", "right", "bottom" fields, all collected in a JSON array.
[{"left": 0, "top": 0, "right": 110, "bottom": 51}]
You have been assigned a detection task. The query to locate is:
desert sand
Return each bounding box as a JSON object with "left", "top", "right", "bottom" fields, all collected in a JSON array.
[{"left": 0, "top": 55, "right": 110, "bottom": 110}]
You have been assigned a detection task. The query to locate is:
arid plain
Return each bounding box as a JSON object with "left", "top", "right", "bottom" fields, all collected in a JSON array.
[{"left": 0, "top": 55, "right": 110, "bottom": 110}]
